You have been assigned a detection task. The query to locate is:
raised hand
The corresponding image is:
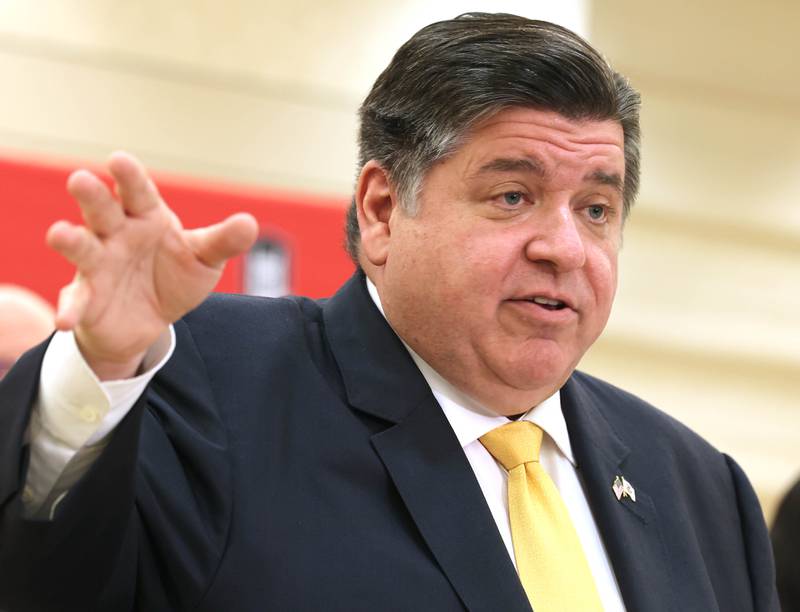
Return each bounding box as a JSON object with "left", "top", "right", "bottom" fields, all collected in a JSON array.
[{"left": 47, "top": 151, "right": 258, "bottom": 380}]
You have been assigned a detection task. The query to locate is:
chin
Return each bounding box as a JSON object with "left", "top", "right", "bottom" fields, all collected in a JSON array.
[
  {"left": 508, "top": 366, "right": 569, "bottom": 394},
  {"left": 501, "top": 343, "right": 577, "bottom": 392}
]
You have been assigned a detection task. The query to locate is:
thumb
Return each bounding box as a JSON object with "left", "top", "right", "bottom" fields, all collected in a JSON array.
[
  {"left": 55, "top": 276, "right": 91, "bottom": 331},
  {"left": 187, "top": 213, "right": 259, "bottom": 269}
]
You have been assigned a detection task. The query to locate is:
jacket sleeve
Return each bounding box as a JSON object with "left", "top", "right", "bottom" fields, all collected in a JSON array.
[
  {"left": 0, "top": 320, "right": 232, "bottom": 612},
  {"left": 724, "top": 454, "right": 780, "bottom": 612}
]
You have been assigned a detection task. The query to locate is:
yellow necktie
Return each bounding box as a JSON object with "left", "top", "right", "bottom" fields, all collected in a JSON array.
[{"left": 479, "top": 421, "right": 603, "bottom": 612}]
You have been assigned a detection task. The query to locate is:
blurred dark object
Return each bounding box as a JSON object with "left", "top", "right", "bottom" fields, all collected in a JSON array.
[{"left": 772, "top": 477, "right": 800, "bottom": 612}]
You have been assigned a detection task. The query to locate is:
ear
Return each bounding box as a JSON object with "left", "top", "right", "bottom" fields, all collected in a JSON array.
[{"left": 355, "top": 160, "right": 398, "bottom": 267}]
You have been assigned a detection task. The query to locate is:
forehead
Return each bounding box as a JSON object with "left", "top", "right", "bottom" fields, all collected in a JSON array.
[{"left": 457, "top": 107, "right": 625, "bottom": 175}]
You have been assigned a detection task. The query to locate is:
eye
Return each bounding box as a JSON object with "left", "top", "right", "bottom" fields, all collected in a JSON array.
[
  {"left": 586, "top": 204, "right": 607, "bottom": 222},
  {"left": 503, "top": 191, "right": 524, "bottom": 206}
]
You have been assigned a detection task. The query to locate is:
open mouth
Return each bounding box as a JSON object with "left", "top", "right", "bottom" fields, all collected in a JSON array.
[{"left": 513, "top": 296, "right": 568, "bottom": 311}]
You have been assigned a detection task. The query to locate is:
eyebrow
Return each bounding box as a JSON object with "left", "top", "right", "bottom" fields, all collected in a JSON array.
[
  {"left": 584, "top": 170, "right": 624, "bottom": 194},
  {"left": 473, "top": 157, "right": 545, "bottom": 177},
  {"left": 473, "top": 157, "right": 623, "bottom": 194}
]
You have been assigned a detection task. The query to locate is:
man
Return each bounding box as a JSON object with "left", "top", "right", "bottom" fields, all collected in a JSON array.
[
  {"left": 0, "top": 285, "right": 54, "bottom": 379},
  {"left": 0, "top": 13, "right": 778, "bottom": 612}
]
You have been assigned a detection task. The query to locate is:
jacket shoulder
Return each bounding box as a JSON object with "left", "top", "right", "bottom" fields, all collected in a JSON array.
[
  {"left": 176, "top": 293, "right": 324, "bottom": 354},
  {"left": 570, "top": 369, "right": 722, "bottom": 459},
  {"left": 185, "top": 292, "right": 323, "bottom": 331},
  {"left": 569, "top": 370, "right": 777, "bottom": 610}
]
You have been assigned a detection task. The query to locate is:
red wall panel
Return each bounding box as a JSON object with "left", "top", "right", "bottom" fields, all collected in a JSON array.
[{"left": 0, "top": 155, "right": 355, "bottom": 306}]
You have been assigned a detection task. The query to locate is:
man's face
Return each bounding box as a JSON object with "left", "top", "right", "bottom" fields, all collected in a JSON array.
[{"left": 376, "top": 107, "right": 625, "bottom": 415}]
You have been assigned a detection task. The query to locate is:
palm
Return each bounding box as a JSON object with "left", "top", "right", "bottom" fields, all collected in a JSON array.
[
  {"left": 48, "top": 152, "right": 258, "bottom": 378},
  {"left": 78, "top": 208, "right": 214, "bottom": 352}
]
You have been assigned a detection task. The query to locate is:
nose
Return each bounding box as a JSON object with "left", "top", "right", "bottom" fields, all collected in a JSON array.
[{"left": 523, "top": 204, "right": 586, "bottom": 272}]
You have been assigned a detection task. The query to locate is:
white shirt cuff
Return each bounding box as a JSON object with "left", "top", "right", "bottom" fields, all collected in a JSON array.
[
  {"left": 23, "top": 327, "right": 175, "bottom": 517},
  {"left": 37, "top": 327, "right": 176, "bottom": 449}
]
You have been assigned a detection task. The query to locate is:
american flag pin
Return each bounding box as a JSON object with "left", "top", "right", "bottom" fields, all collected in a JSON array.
[{"left": 612, "top": 475, "right": 636, "bottom": 502}]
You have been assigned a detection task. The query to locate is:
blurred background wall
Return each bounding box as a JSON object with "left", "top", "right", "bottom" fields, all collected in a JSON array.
[{"left": 0, "top": 0, "right": 796, "bottom": 520}]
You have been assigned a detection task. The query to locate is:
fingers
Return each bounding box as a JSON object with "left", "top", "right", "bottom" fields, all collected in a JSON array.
[
  {"left": 54, "top": 277, "right": 91, "bottom": 331},
  {"left": 46, "top": 220, "right": 104, "bottom": 272},
  {"left": 186, "top": 213, "right": 259, "bottom": 269},
  {"left": 107, "top": 151, "right": 162, "bottom": 216},
  {"left": 66, "top": 169, "right": 126, "bottom": 237},
  {"left": 65, "top": 151, "right": 160, "bottom": 239}
]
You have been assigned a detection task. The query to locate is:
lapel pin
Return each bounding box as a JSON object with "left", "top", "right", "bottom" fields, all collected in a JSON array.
[{"left": 612, "top": 475, "right": 636, "bottom": 502}]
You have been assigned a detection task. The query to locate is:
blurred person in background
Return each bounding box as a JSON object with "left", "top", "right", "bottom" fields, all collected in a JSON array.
[
  {"left": 772, "top": 477, "right": 800, "bottom": 612},
  {"left": 0, "top": 285, "right": 54, "bottom": 379},
  {"left": 0, "top": 13, "right": 779, "bottom": 612}
]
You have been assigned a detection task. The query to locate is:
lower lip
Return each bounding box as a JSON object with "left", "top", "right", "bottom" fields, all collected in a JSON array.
[{"left": 504, "top": 300, "right": 577, "bottom": 324}]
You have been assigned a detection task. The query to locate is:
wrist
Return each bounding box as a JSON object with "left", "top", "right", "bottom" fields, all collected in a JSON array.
[
  {"left": 86, "top": 356, "right": 146, "bottom": 381},
  {"left": 73, "top": 336, "right": 147, "bottom": 381}
]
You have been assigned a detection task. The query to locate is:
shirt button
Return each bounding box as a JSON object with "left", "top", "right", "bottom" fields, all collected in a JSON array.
[
  {"left": 22, "top": 486, "right": 34, "bottom": 503},
  {"left": 78, "top": 406, "right": 100, "bottom": 423}
]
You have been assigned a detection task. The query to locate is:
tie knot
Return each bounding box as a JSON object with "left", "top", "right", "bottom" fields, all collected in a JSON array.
[{"left": 479, "top": 421, "right": 543, "bottom": 471}]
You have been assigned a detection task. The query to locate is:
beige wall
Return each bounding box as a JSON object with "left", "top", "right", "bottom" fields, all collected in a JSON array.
[
  {"left": 0, "top": 1, "right": 797, "bottom": 520},
  {"left": 0, "top": 0, "right": 585, "bottom": 192}
]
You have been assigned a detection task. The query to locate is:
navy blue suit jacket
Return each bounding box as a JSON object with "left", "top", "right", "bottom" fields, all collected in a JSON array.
[{"left": 0, "top": 273, "right": 778, "bottom": 611}]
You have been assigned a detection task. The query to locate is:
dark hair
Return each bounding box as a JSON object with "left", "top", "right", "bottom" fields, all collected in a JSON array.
[{"left": 345, "top": 12, "right": 641, "bottom": 262}]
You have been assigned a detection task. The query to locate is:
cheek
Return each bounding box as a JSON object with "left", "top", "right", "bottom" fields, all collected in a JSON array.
[
  {"left": 419, "top": 224, "right": 502, "bottom": 280},
  {"left": 461, "top": 226, "right": 523, "bottom": 271},
  {"left": 446, "top": 240, "right": 518, "bottom": 313},
  {"left": 586, "top": 245, "right": 618, "bottom": 312}
]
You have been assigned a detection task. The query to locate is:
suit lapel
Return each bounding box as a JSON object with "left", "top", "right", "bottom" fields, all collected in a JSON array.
[
  {"left": 0, "top": 339, "right": 48, "bottom": 506},
  {"left": 324, "top": 274, "right": 531, "bottom": 612},
  {"left": 561, "top": 376, "right": 674, "bottom": 612},
  {"left": 371, "top": 397, "right": 531, "bottom": 612}
]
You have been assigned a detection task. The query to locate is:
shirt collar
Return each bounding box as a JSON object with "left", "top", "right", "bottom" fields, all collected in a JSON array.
[{"left": 365, "top": 277, "right": 576, "bottom": 466}]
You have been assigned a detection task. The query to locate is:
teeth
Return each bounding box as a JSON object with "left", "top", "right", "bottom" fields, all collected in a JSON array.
[{"left": 532, "top": 296, "right": 562, "bottom": 307}]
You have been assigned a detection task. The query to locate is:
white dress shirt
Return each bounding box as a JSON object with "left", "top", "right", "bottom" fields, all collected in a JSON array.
[{"left": 24, "top": 279, "right": 625, "bottom": 609}]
